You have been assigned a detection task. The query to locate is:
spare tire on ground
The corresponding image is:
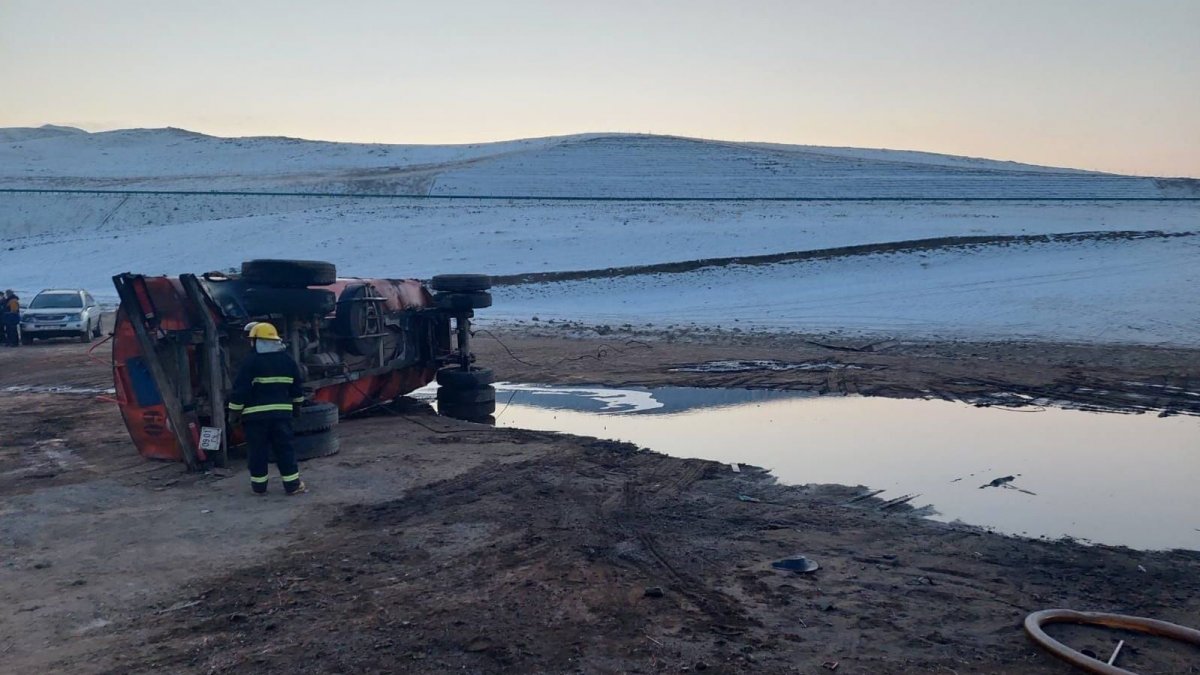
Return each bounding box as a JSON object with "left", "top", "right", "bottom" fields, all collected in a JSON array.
[
  {"left": 243, "top": 287, "right": 336, "bottom": 316},
  {"left": 293, "top": 402, "right": 339, "bottom": 435},
  {"left": 437, "top": 385, "right": 496, "bottom": 406},
  {"left": 436, "top": 366, "right": 494, "bottom": 389},
  {"left": 430, "top": 274, "right": 491, "bottom": 293},
  {"left": 434, "top": 291, "right": 492, "bottom": 311},
  {"left": 439, "top": 400, "right": 497, "bottom": 419},
  {"left": 242, "top": 259, "right": 336, "bottom": 287},
  {"left": 271, "top": 429, "right": 340, "bottom": 463}
]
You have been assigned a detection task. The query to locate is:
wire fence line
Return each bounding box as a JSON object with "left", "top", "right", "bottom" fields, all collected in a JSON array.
[{"left": 1, "top": 188, "right": 1196, "bottom": 202}]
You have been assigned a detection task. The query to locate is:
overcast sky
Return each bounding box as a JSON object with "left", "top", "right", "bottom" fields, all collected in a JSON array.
[{"left": 1, "top": 0, "right": 1197, "bottom": 176}]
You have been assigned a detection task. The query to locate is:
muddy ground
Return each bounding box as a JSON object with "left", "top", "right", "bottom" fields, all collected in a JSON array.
[{"left": 1, "top": 328, "right": 1198, "bottom": 674}]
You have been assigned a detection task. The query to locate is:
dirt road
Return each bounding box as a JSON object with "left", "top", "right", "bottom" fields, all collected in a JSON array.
[{"left": 1, "top": 330, "right": 1198, "bottom": 673}]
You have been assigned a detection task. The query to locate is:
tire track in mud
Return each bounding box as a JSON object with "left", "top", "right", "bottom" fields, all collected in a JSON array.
[{"left": 488, "top": 229, "right": 1199, "bottom": 287}]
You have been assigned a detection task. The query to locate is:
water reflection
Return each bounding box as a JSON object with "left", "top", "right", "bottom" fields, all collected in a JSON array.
[{"left": 463, "top": 385, "right": 1199, "bottom": 551}]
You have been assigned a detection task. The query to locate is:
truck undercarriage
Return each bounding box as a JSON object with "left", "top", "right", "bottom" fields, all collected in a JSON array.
[{"left": 111, "top": 260, "right": 494, "bottom": 470}]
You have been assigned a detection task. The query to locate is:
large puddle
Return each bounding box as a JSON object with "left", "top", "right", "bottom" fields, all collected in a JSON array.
[{"left": 423, "top": 384, "right": 1200, "bottom": 551}]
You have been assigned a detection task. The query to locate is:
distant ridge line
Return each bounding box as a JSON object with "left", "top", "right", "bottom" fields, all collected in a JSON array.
[
  {"left": 1, "top": 188, "right": 1197, "bottom": 202},
  {"left": 486, "top": 230, "right": 1200, "bottom": 286}
]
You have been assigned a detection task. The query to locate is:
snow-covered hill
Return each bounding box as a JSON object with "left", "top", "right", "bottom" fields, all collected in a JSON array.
[
  {"left": 2, "top": 126, "right": 1195, "bottom": 197},
  {"left": 1, "top": 125, "right": 1197, "bottom": 345}
]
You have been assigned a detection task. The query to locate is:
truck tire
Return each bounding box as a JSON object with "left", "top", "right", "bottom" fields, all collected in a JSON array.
[
  {"left": 242, "top": 259, "right": 336, "bottom": 287},
  {"left": 243, "top": 287, "right": 336, "bottom": 317},
  {"left": 333, "top": 283, "right": 383, "bottom": 356},
  {"left": 440, "top": 400, "right": 497, "bottom": 419},
  {"left": 436, "top": 366, "right": 494, "bottom": 389},
  {"left": 293, "top": 402, "right": 339, "bottom": 435},
  {"left": 430, "top": 274, "right": 491, "bottom": 293},
  {"left": 271, "top": 429, "right": 340, "bottom": 463},
  {"left": 437, "top": 385, "right": 496, "bottom": 406},
  {"left": 434, "top": 291, "right": 492, "bottom": 311}
]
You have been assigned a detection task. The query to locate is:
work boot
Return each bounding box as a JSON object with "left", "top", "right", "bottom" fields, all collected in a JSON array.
[{"left": 286, "top": 481, "right": 308, "bottom": 496}]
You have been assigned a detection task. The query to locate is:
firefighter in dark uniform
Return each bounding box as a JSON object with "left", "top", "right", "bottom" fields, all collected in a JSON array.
[{"left": 227, "top": 322, "right": 308, "bottom": 495}]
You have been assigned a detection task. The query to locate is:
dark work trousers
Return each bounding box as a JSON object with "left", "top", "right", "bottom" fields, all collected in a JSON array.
[
  {"left": 243, "top": 417, "right": 301, "bottom": 493},
  {"left": 2, "top": 315, "right": 19, "bottom": 346}
]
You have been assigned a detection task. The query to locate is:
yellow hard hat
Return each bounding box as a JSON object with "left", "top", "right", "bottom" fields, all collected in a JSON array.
[{"left": 248, "top": 322, "right": 281, "bottom": 341}]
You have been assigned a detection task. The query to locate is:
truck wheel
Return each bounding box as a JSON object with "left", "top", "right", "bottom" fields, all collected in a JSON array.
[
  {"left": 243, "top": 287, "right": 336, "bottom": 316},
  {"left": 242, "top": 259, "right": 337, "bottom": 287},
  {"left": 271, "top": 429, "right": 340, "bottom": 463},
  {"left": 430, "top": 274, "right": 491, "bottom": 293},
  {"left": 437, "top": 385, "right": 496, "bottom": 406},
  {"left": 293, "top": 402, "right": 339, "bottom": 435},
  {"left": 434, "top": 291, "right": 492, "bottom": 310},
  {"left": 79, "top": 330, "right": 91, "bottom": 344},
  {"left": 92, "top": 319, "right": 102, "bottom": 338},
  {"left": 440, "top": 400, "right": 498, "bottom": 419},
  {"left": 20, "top": 334, "right": 33, "bottom": 345},
  {"left": 333, "top": 283, "right": 384, "bottom": 356},
  {"left": 436, "top": 366, "right": 494, "bottom": 388}
]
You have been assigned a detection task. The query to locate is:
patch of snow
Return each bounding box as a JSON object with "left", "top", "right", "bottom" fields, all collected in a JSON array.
[{"left": 484, "top": 235, "right": 1200, "bottom": 347}]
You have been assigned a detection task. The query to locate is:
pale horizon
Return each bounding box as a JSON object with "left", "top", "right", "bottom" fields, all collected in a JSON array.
[{"left": 3, "top": 0, "right": 1197, "bottom": 178}]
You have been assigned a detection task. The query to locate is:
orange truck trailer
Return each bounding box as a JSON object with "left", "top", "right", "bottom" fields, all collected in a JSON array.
[{"left": 111, "top": 260, "right": 495, "bottom": 471}]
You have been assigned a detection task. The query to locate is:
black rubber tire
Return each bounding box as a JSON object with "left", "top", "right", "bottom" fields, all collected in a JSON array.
[
  {"left": 438, "top": 385, "right": 496, "bottom": 406},
  {"left": 242, "top": 259, "right": 336, "bottom": 287},
  {"left": 92, "top": 320, "right": 102, "bottom": 338},
  {"left": 333, "top": 283, "right": 383, "bottom": 356},
  {"left": 435, "top": 291, "right": 492, "bottom": 311},
  {"left": 271, "top": 429, "right": 340, "bottom": 463},
  {"left": 440, "top": 400, "right": 497, "bottom": 419},
  {"left": 430, "top": 274, "right": 491, "bottom": 293},
  {"left": 20, "top": 334, "right": 33, "bottom": 345},
  {"left": 78, "top": 331, "right": 90, "bottom": 344},
  {"left": 243, "top": 287, "right": 336, "bottom": 317},
  {"left": 436, "top": 366, "right": 495, "bottom": 389},
  {"left": 293, "top": 402, "right": 339, "bottom": 435}
]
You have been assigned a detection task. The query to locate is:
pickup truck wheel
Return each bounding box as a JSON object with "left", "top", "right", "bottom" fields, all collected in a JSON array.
[
  {"left": 79, "top": 330, "right": 91, "bottom": 344},
  {"left": 436, "top": 366, "right": 494, "bottom": 389},
  {"left": 243, "top": 287, "right": 336, "bottom": 317},
  {"left": 92, "top": 320, "right": 102, "bottom": 338},
  {"left": 242, "top": 259, "right": 337, "bottom": 287},
  {"left": 434, "top": 291, "right": 492, "bottom": 311},
  {"left": 293, "top": 402, "right": 339, "bottom": 435},
  {"left": 431, "top": 274, "right": 491, "bottom": 293},
  {"left": 20, "top": 334, "right": 33, "bottom": 345}
]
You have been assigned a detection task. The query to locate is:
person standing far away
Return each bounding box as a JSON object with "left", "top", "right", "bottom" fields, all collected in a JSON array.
[
  {"left": 227, "top": 322, "right": 308, "bottom": 495},
  {"left": 0, "top": 291, "right": 8, "bottom": 346},
  {"left": 2, "top": 290, "right": 21, "bottom": 347}
]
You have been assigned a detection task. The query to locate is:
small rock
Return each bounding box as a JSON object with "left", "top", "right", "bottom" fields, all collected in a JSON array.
[
  {"left": 644, "top": 586, "right": 665, "bottom": 598},
  {"left": 695, "top": 661, "right": 709, "bottom": 671},
  {"left": 228, "top": 613, "right": 247, "bottom": 623}
]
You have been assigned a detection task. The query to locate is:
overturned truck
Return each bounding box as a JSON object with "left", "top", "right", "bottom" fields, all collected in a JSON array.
[{"left": 111, "top": 260, "right": 495, "bottom": 471}]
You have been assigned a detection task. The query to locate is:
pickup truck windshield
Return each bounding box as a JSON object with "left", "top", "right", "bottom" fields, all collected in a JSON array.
[{"left": 30, "top": 293, "right": 82, "bottom": 309}]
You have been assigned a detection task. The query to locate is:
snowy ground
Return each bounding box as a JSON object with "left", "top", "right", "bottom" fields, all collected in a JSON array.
[
  {"left": 484, "top": 234, "right": 1200, "bottom": 346},
  {"left": 1, "top": 126, "right": 1197, "bottom": 346}
]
